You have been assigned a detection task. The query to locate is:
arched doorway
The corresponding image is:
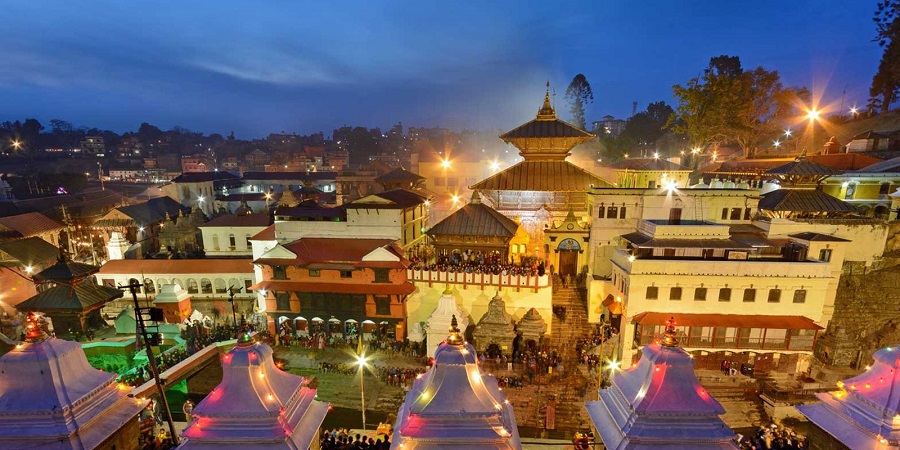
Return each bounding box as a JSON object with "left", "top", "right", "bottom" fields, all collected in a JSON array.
[
  {"left": 277, "top": 316, "right": 291, "bottom": 335},
  {"left": 311, "top": 317, "right": 324, "bottom": 335},
  {"left": 875, "top": 205, "right": 890, "bottom": 219},
  {"left": 345, "top": 319, "right": 359, "bottom": 337},
  {"left": 294, "top": 317, "right": 308, "bottom": 336},
  {"left": 361, "top": 320, "right": 376, "bottom": 341},
  {"left": 328, "top": 317, "right": 342, "bottom": 337},
  {"left": 557, "top": 238, "right": 581, "bottom": 277}
]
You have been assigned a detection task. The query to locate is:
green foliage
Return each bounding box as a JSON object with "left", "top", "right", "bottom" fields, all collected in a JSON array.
[
  {"left": 671, "top": 55, "right": 807, "bottom": 158},
  {"left": 565, "top": 74, "right": 594, "bottom": 130},
  {"left": 86, "top": 353, "right": 134, "bottom": 374},
  {"left": 871, "top": 1, "right": 900, "bottom": 112},
  {"left": 623, "top": 101, "right": 675, "bottom": 146}
]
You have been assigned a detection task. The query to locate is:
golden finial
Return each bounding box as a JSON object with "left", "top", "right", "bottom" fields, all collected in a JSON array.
[
  {"left": 537, "top": 81, "right": 556, "bottom": 121},
  {"left": 661, "top": 316, "right": 679, "bottom": 347},
  {"left": 447, "top": 315, "right": 464, "bottom": 346}
]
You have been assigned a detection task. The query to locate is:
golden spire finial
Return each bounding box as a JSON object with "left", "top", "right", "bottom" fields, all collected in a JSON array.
[
  {"left": 447, "top": 314, "right": 464, "bottom": 346},
  {"left": 537, "top": 81, "right": 556, "bottom": 121},
  {"left": 661, "top": 316, "right": 679, "bottom": 347},
  {"left": 24, "top": 312, "right": 49, "bottom": 343}
]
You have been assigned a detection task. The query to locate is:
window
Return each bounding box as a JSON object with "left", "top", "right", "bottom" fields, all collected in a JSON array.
[
  {"left": 187, "top": 278, "right": 198, "bottom": 294},
  {"left": 607, "top": 206, "right": 618, "bottom": 218},
  {"left": 845, "top": 184, "right": 856, "bottom": 199},
  {"left": 229, "top": 234, "right": 236, "bottom": 249},
  {"left": 144, "top": 278, "right": 156, "bottom": 294},
  {"left": 793, "top": 289, "right": 807, "bottom": 303},
  {"left": 597, "top": 205, "right": 605, "bottom": 219},
  {"left": 340, "top": 270, "right": 353, "bottom": 279},
  {"left": 670, "top": 287, "right": 682, "bottom": 301},
  {"left": 648, "top": 180, "right": 656, "bottom": 188},
  {"left": 244, "top": 279, "right": 253, "bottom": 293},
  {"left": 447, "top": 177, "right": 458, "bottom": 186},
  {"left": 200, "top": 278, "right": 213, "bottom": 294},
  {"left": 743, "top": 289, "right": 756, "bottom": 302},
  {"left": 434, "top": 178, "right": 445, "bottom": 186},
  {"left": 694, "top": 287, "right": 707, "bottom": 301},
  {"left": 374, "top": 268, "right": 390, "bottom": 283},
  {"left": 721, "top": 208, "right": 729, "bottom": 220},
  {"left": 375, "top": 296, "right": 391, "bottom": 315},
  {"left": 276, "top": 292, "right": 291, "bottom": 311},
  {"left": 212, "top": 235, "right": 219, "bottom": 250},
  {"left": 768, "top": 289, "right": 782, "bottom": 303},
  {"left": 273, "top": 266, "right": 288, "bottom": 280},
  {"left": 718, "top": 288, "right": 731, "bottom": 302},
  {"left": 744, "top": 208, "right": 752, "bottom": 220},
  {"left": 309, "top": 269, "right": 321, "bottom": 277},
  {"left": 646, "top": 286, "right": 658, "bottom": 300},
  {"left": 215, "top": 279, "right": 227, "bottom": 294},
  {"left": 730, "top": 208, "right": 742, "bottom": 220},
  {"left": 880, "top": 182, "right": 892, "bottom": 196},
  {"left": 620, "top": 207, "right": 627, "bottom": 219},
  {"left": 245, "top": 235, "right": 252, "bottom": 247},
  {"left": 819, "top": 249, "right": 832, "bottom": 262}
]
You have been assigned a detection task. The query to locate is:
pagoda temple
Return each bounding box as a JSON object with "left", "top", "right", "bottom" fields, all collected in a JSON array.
[
  {"left": 798, "top": 346, "right": 900, "bottom": 449},
  {"left": 391, "top": 316, "right": 521, "bottom": 449},
  {"left": 585, "top": 318, "right": 739, "bottom": 449},
  {"left": 0, "top": 313, "right": 143, "bottom": 449},
  {"left": 471, "top": 84, "right": 610, "bottom": 245},
  {"left": 178, "top": 333, "right": 329, "bottom": 449},
  {"left": 16, "top": 256, "right": 123, "bottom": 336},
  {"left": 427, "top": 191, "right": 529, "bottom": 264}
]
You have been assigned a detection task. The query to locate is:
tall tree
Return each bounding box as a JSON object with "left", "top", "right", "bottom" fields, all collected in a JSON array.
[
  {"left": 623, "top": 101, "right": 674, "bottom": 146},
  {"left": 565, "top": 74, "right": 594, "bottom": 130},
  {"left": 871, "top": 1, "right": 900, "bottom": 112},
  {"left": 671, "top": 55, "right": 806, "bottom": 158}
]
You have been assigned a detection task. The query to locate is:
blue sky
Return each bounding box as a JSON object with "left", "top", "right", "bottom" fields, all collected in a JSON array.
[{"left": 0, "top": 1, "right": 882, "bottom": 137}]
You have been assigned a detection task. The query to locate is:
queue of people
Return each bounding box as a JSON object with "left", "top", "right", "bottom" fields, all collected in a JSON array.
[{"left": 320, "top": 429, "right": 390, "bottom": 449}]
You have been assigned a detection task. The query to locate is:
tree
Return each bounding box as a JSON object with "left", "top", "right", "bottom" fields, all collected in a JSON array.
[
  {"left": 565, "top": 74, "right": 594, "bottom": 130},
  {"left": 671, "top": 55, "right": 807, "bottom": 158},
  {"left": 622, "top": 101, "right": 674, "bottom": 146},
  {"left": 870, "top": 1, "right": 900, "bottom": 112}
]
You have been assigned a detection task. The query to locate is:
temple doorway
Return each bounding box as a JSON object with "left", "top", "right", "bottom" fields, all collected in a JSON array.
[{"left": 557, "top": 238, "right": 580, "bottom": 277}]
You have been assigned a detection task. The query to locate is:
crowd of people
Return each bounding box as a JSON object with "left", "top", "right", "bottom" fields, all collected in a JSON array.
[
  {"left": 409, "top": 252, "right": 546, "bottom": 277},
  {"left": 738, "top": 425, "right": 806, "bottom": 449},
  {"left": 320, "top": 429, "right": 390, "bottom": 449}
]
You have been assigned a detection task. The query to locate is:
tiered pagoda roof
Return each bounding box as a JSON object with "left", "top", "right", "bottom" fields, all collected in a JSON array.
[
  {"left": 798, "top": 347, "right": 900, "bottom": 448},
  {"left": 179, "top": 335, "right": 329, "bottom": 449},
  {"left": 428, "top": 192, "right": 519, "bottom": 238},
  {"left": 391, "top": 316, "right": 521, "bottom": 449},
  {"left": 585, "top": 318, "right": 739, "bottom": 449},
  {"left": 471, "top": 85, "right": 610, "bottom": 193},
  {"left": 0, "top": 314, "right": 143, "bottom": 448}
]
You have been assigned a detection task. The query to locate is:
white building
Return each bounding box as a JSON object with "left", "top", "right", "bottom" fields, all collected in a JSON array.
[
  {"left": 95, "top": 259, "right": 257, "bottom": 320},
  {"left": 198, "top": 211, "right": 270, "bottom": 257}
]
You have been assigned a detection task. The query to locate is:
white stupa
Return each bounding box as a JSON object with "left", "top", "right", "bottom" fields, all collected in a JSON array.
[
  {"left": 0, "top": 312, "right": 144, "bottom": 449},
  {"left": 798, "top": 346, "right": 900, "bottom": 448},
  {"left": 585, "top": 317, "right": 738, "bottom": 449},
  {"left": 391, "top": 315, "right": 521, "bottom": 449},
  {"left": 177, "top": 333, "right": 329, "bottom": 449},
  {"left": 425, "top": 288, "right": 468, "bottom": 358}
]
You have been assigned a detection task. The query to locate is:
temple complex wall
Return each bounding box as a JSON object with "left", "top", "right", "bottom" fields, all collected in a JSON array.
[{"left": 406, "top": 282, "right": 552, "bottom": 338}]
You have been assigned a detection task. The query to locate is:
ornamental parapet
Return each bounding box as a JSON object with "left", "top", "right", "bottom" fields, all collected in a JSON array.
[{"left": 407, "top": 269, "right": 550, "bottom": 291}]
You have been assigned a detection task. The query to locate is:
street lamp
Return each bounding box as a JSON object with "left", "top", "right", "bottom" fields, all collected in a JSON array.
[
  {"left": 356, "top": 354, "right": 368, "bottom": 431},
  {"left": 806, "top": 108, "right": 821, "bottom": 153}
]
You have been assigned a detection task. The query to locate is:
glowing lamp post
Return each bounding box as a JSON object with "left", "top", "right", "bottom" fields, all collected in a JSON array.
[
  {"left": 356, "top": 354, "right": 368, "bottom": 430},
  {"left": 806, "top": 108, "right": 820, "bottom": 153}
]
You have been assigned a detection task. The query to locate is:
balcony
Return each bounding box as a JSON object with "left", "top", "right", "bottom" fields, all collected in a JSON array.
[
  {"left": 407, "top": 269, "right": 549, "bottom": 291},
  {"left": 611, "top": 249, "right": 830, "bottom": 279}
]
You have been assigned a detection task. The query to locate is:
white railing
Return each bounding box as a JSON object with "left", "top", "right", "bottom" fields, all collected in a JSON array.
[{"left": 407, "top": 269, "right": 550, "bottom": 290}]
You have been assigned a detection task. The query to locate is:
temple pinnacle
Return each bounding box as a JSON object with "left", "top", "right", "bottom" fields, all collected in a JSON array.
[
  {"left": 447, "top": 314, "right": 464, "bottom": 345},
  {"left": 661, "top": 316, "right": 679, "bottom": 347}
]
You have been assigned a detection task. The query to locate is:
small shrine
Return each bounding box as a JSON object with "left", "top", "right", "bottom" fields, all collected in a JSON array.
[
  {"left": 585, "top": 318, "right": 739, "bottom": 449},
  {"left": 16, "top": 256, "right": 123, "bottom": 336},
  {"left": 516, "top": 307, "right": 547, "bottom": 345},
  {"left": 153, "top": 284, "right": 192, "bottom": 323},
  {"left": 472, "top": 292, "right": 517, "bottom": 353},
  {"left": 106, "top": 230, "right": 132, "bottom": 260},
  {"left": 158, "top": 208, "right": 205, "bottom": 253},
  {"left": 0, "top": 313, "right": 143, "bottom": 448},
  {"left": 178, "top": 333, "right": 329, "bottom": 449},
  {"left": 426, "top": 191, "right": 527, "bottom": 263},
  {"left": 798, "top": 346, "right": 900, "bottom": 449},
  {"left": 425, "top": 288, "right": 468, "bottom": 358},
  {"left": 543, "top": 208, "right": 589, "bottom": 278},
  {"left": 391, "top": 316, "right": 522, "bottom": 449}
]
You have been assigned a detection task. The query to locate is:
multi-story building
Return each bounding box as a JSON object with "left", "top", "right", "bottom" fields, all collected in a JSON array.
[
  {"left": 96, "top": 258, "right": 256, "bottom": 322},
  {"left": 592, "top": 115, "right": 627, "bottom": 137},
  {"left": 252, "top": 238, "right": 414, "bottom": 340},
  {"left": 181, "top": 155, "right": 211, "bottom": 173},
  {"left": 198, "top": 210, "right": 271, "bottom": 257},
  {"left": 162, "top": 171, "right": 240, "bottom": 216},
  {"left": 79, "top": 136, "right": 106, "bottom": 156},
  {"left": 821, "top": 156, "right": 900, "bottom": 218}
]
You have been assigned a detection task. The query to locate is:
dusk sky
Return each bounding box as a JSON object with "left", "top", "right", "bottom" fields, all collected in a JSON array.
[{"left": 0, "top": 1, "right": 882, "bottom": 138}]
